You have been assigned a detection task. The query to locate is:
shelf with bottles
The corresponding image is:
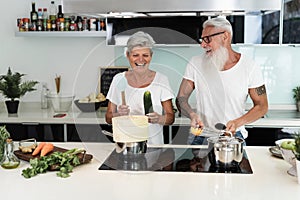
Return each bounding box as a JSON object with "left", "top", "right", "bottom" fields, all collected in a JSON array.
[
  {"left": 14, "top": 31, "right": 107, "bottom": 37},
  {"left": 16, "top": 1, "right": 106, "bottom": 38}
]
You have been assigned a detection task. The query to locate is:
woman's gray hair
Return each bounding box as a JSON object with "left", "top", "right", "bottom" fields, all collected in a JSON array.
[
  {"left": 126, "top": 31, "right": 155, "bottom": 55},
  {"left": 203, "top": 17, "right": 233, "bottom": 38}
]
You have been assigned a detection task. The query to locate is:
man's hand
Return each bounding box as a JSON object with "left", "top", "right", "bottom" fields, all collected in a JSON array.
[{"left": 225, "top": 120, "right": 237, "bottom": 135}]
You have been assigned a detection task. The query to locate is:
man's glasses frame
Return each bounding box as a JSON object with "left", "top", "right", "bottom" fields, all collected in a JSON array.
[{"left": 199, "top": 31, "right": 225, "bottom": 44}]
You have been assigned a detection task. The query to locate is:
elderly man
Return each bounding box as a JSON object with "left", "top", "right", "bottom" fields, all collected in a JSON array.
[{"left": 176, "top": 17, "right": 268, "bottom": 145}]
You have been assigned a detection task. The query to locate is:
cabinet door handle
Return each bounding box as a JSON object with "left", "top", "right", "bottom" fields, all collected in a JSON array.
[{"left": 21, "top": 122, "right": 40, "bottom": 125}]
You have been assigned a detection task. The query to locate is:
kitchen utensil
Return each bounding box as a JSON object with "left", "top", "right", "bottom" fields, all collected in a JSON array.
[
  {"left": 102, "top": 130, "right": 147, "bottom": 155},
  {"left": 215, "top": 123, "right": 226, "bottom": 130},
  {"left": 115, "top": 74, "right": 127, "bottom": 105},
  {"left": 193, "top": 126, "right": 232, "bottom": 138},
  {"left": 121, "top": 91, "right": 126, "bottom": 105},
  {"left": 207, "top": 135, "right": 244, "bottom": 166},
  {"left": 55, "top": 75, "right": 61, "bottom": 94}
]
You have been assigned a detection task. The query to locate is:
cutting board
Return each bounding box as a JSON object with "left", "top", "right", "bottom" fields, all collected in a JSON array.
[{"left": 14, "top": 146, "right": 93, "bottom": 166}]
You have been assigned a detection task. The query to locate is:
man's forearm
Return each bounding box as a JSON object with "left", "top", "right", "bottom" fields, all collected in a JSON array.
[{"left": 176, "top": 96, "right": 195, "bottom": 118}]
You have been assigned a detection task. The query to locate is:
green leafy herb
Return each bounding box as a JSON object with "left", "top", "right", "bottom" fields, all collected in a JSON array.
[
  {"left": 294, "top": 132, "right": 300, "bottom": 160},
  {"left": 0, "top": 126, "right": 10, "bottom": 161},
  {"left": 22, "top": 148, "right": 84, "bottom": 178}
]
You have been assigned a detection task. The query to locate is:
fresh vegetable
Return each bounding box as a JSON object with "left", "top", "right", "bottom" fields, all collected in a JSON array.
[
  {"left": 19, "top": 143, "right": 37, "bottom": 153},
  {"left": 0, "top": 126, "right": 10, "bottom": 161},
  {"left": 40, "top": 143, "right": 54, "bottom": 156},
  {"left": 22, "top": 148, "right": 85, "bottom": 178},
  {"left": 190, "top": 127, "right": 203, "bottom": 136},
  {"left": 32, "top": 142, "right": 46, "bottom": 156},
  {"left": 143, "top": 90, "right": 153, "bottom": 114}
]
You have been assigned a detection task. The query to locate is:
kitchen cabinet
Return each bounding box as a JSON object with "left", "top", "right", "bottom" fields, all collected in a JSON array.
[
  {"left": 0, "top": 122, "right": 114, "bottom": 143},
  {"left": 245, "top": 127, "right": 281, "bottom": 146},
  {"left": 66, "top": 124, "right": 114, "bottom": 142},
  {"left": 0, "top": 123, "right": 63, "bottom": 142}
]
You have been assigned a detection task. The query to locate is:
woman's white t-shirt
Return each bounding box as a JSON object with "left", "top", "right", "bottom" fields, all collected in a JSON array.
[{"left": 107, "top": 71, "right": 174, "bottom": 144}]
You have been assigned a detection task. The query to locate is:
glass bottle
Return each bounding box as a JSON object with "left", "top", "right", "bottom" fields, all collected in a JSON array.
[
  {"left": 43, "top": 8, "right": 48, "bottom": 31},
  {"left": 1, "top": 139, "right": 20, "bottom": 169},
  {"left": 41, "top": 83, "right": 49, "bottom": 109},
  {"left": 57, "top": 5, "right": 64, "bottom": 19},
  {"left": 30, "top": 2, "right": 38, "bottom": 23},
  {"left": 49, "top": 1, "right": 57, "bottom": 21},
  {"left": 37, "top": 8, "right": 43, "bottom": 31}
]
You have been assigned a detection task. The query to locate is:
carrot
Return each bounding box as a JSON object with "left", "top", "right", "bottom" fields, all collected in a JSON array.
[
  {"left": 32, "top": 142, "right": 46, "bottom": 156},
  {"left": 40, "top": 143, "right": 54, "bottom": 157}
]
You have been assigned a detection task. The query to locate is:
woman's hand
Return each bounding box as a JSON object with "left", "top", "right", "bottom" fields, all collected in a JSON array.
[
  {"left": 117, "top": 105, "right": 130, "bottom": 116},
  {"left": 146, "top": 112, "right": 163, "bottom": 124}
]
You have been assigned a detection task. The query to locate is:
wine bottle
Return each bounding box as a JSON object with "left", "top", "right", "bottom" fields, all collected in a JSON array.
[
  {"left": 30, "top": 2, "right": 38, "bottom": 23},
  {"left": 57, "top": 5, "right": 64, "bottom": 19}
]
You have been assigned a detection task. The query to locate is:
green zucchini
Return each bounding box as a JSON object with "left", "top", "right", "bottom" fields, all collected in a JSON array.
[{"left": 143, "top": 91, "right": 153, "bottom": 114}]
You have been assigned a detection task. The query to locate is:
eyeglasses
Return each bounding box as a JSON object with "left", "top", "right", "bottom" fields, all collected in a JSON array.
[{"left": 198, "top": 31, "right": 225, "bottom": 44}]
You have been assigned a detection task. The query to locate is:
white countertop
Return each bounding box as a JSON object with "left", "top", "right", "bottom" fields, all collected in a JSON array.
[
  {"left": 0, "top": 142, "right": 299, "bottom": 200},
  {"left": 1, "top": 102, "right": 300, "bottom": 128}
]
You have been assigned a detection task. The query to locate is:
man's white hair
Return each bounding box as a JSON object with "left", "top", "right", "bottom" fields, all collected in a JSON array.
[{"left": 203, "top": 17, "right": 233, "bottom": 38}]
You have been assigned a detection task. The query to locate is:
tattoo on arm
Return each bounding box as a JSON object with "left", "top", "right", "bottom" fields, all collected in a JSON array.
[
  {"left": 255, "top": 85, "right": 266, "bottom": 96},
  {"left": 176, "top": 96, "right": 194, "bottom": 118}
]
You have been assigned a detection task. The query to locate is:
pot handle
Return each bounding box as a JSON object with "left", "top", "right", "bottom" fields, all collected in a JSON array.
[
  {"left": 221, "top": 130, "right": 233, "bottom": 137},
  {"left": 115, "top": 142, "right": 127, "bottom": 153}
]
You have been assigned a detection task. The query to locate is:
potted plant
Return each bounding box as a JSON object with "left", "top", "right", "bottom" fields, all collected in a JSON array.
[
  {"left": 0, "top": 67, "right": 38, "bottom": 113},
  {"left": 292, "top": 86, "right": 300, "bottom": 111}
]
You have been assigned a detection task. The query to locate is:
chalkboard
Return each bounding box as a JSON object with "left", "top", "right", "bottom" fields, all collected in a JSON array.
[{"left": 99, "top": 66, "right": 129, "bottom": 103}]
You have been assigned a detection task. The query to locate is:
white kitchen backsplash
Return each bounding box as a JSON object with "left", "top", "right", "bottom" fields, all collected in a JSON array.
[{"left": 115, "top": 45, "right": 300, "bottom": 106}]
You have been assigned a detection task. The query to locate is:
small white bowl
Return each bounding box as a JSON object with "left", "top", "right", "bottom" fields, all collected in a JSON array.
[{"left": 275, "top": 138, "right": 297, "bottom": 177}]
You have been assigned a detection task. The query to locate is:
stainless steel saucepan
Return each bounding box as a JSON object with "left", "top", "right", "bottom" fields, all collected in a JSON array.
[
  {"left": 102, "top": 130, "right": 147, "bottom": 155},
  {"left": 207, "top": 133, "right": 244, "bottom": 166}
]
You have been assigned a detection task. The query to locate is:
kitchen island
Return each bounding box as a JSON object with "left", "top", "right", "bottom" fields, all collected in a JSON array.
[
  {"left": 0, "top": 142, "right": 299, "bottom": 200},
  {"left": 0, "top": 102, "right": 300, "bottom": 146}
]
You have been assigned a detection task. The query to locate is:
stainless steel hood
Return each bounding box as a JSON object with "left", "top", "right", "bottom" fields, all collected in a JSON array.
[{"left": 63, "top": 0, "right": 282, "bottom": 16}]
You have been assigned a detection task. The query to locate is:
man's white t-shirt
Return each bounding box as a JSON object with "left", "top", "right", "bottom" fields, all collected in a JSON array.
[
  {"left": 183, "top": 54, "right": 265, "bottom": 138},
  {"left": 107, "top": 71, "right": 174, "bottom": 144}
]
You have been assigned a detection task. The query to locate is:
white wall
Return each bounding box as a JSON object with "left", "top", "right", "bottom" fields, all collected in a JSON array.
[
  {"left": 1, "top": 0, "right": 300, "bottom": 106},
  {"left": 0, "top": 0, "right": 115, "bottom": 102}
]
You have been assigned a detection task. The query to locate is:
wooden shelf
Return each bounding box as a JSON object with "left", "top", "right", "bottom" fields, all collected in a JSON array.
[{"left": 15, "top": 31, "right": 106, "bottom": 37}]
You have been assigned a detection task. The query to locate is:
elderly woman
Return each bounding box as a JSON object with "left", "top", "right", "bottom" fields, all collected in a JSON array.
[{"left": 105, "top": 31, "right": 175, "bottom": 144}]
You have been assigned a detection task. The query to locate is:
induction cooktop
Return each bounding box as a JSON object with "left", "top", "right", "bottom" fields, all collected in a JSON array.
[{"left": 98, "top": 147, "right": 253, "bottom": 174}]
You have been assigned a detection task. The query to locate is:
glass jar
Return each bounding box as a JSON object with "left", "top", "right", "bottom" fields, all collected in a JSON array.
[{"left": 1, "top": 139, "right": 20, "bottom": 169}]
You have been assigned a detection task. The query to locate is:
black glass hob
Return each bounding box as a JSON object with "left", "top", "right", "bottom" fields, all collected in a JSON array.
[{"left": 98, "top": 147, "right": 253, "bottom": 174}]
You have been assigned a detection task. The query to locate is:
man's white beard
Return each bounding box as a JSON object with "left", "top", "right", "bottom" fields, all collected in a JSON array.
[{"left": 204, "top": 46, "right": 229, "bottom": 71}]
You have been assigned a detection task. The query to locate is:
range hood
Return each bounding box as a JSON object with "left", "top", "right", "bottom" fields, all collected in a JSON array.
[
  {"left": 63, "top": 0, "right": 282, "bottom": 16},
  {"left": 63, "top": 0, "right": 283, "bottom": 46}
]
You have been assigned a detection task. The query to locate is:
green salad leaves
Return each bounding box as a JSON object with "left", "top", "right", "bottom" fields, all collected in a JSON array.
[{"left": 22, "top": 148, "right": 84, "bottom": 178}]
